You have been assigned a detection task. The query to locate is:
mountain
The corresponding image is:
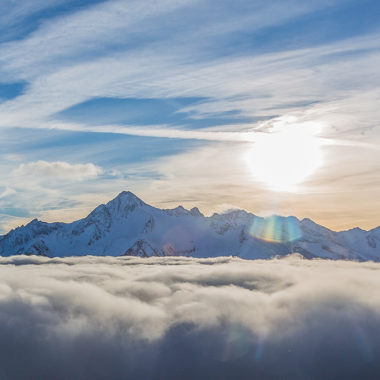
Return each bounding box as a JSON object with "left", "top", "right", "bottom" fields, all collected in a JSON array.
[{"left": 0, "top": 191, "right": 379, "bottom": 260}]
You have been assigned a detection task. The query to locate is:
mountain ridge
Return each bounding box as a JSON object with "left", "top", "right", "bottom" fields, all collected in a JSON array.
[{"left": 0, "top": 191, "right": 379, "bottom": 261}]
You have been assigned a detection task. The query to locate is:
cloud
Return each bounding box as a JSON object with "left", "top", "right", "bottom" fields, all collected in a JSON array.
[
  {"left": 0, "top": 255, "right": 380, "bottom": 379},
  {"left": 13, "top": 160, "right": 103, "bottom": 181},
  {"left": 1, "top": 0, "right": 376, "bottom": 132},
  {"left": 0, "top": 0, "right": 69, "bottom": 37},
  {"left": 44, "top": 120, "right": 260, "bottom": 142},
  {"left": 1, "top": 31, "right": 379, "bottom": 144},
  {"left": 0, "top": 0, "right": 337, "bottom": 78},
  {"left": 0, "top": 187, "right": 16, "bottom": 199}
]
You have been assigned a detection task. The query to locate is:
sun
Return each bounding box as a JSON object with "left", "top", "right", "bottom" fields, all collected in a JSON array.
[{"left": 246, "top": 122, "right": 323, "bottom": 192}]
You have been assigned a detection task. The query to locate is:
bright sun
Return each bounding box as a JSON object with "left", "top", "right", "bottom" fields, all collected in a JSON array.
[{"left": 247, "top": 122, "right": 323, "bottom": 192}]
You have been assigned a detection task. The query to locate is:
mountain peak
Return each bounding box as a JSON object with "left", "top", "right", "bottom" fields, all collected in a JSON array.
[
  {"left": 27, "top": 218, "right": 40, "bottom": 226},
  {"left": 84, "top": 191, "right": 145, "bottom": 221},
  {"left": 165, "top": 205, "right": 188, "bottom": 216},
  {"left": 111, "top": 191, "right": 146, "bottom": 207},
  {"left": 116, "top": 190, "right": 142, "bottom": 202},
  {"left": 189, "top": 207, "right": 203, "bottom": 217},
  {"left": 100, "top": 191, "right": 147, "bottom": 218}
]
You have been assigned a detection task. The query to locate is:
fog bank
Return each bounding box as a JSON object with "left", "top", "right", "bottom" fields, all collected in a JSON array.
[{"left": 1, "top": 255, "right": 380, "bottom": 379}]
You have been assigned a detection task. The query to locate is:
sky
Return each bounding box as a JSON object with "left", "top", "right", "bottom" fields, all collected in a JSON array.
[{"left": 0, "top": 0, "right": 379, "bottom": 234}]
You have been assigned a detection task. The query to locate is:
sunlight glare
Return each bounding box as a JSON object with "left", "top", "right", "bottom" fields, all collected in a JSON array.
[{"left": 247, "top": 122, "right": 323, "bottom": 192}]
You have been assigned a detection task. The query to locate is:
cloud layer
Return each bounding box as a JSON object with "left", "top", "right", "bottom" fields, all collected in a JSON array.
[{"left": 1, "top": 255, "right": 380, "bottom": 379}]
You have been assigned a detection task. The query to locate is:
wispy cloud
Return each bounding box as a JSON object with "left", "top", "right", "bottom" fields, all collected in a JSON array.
[
  {"left": 1, "top": 32, "right": 379, "bottom": 136},
  {"left": 0, "top": 187, "right": 16, "bottom": 199}
]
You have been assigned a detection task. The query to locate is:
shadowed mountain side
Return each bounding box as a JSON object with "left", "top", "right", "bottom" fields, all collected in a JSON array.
[{"left": 0, "top": 191, "right": 379, "bottom": 260}]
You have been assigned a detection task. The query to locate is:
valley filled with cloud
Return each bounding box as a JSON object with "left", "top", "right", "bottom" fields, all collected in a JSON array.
[{"left": 1, "top": 255, "right": 379, "bottom": 379}]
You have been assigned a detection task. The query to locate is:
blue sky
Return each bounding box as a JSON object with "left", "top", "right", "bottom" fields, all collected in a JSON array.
[{"left": 0, "top": 0, "right": 380, "bottom": 233}]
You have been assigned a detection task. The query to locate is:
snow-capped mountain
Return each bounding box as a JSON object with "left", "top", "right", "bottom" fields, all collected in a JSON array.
[{"left": 0, "top": 191, "right": 379, "bottom": 261}]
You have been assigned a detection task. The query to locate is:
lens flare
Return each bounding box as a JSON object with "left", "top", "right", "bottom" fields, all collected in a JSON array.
[
  {"left": 249, "top": 215, "right": 302, "bottom": 243},
  {"left": 219, "top": 326, "right": 254, "bottom": 362}
]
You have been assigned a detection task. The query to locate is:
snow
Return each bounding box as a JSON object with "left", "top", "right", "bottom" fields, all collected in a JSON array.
[{"left": 0, "top": 191, "right": 379, "bottom": 260}]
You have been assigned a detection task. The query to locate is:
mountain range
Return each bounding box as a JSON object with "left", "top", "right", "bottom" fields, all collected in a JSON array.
[{"left": 1, "top": 191, "right": 379, "bottom": 261}]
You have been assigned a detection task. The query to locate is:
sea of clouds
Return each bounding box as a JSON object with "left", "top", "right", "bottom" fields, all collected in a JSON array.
[{"left": 1, "top": 254, "right": 380, "bottom": 379}]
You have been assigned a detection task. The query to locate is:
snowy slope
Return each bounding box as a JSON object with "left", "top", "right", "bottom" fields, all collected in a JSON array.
[{"left": 0, "top": 191, "right": 379, "bottom": 261}]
